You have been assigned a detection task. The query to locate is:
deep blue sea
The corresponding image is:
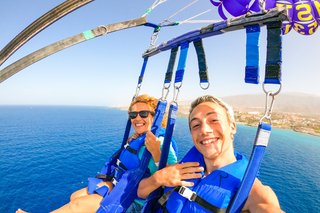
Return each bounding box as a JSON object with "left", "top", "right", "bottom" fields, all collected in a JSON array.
[{"left": 0, "top": 106, "right": 319, "bottom": 213}]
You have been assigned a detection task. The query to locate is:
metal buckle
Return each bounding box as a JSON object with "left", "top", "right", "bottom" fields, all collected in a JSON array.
[{"left": 178, "top": 186, "right": 196, "bottom": 201}]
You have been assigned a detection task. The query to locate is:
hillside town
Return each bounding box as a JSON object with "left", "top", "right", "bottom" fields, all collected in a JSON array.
[
  {"left": 177, "top": 107, "right": 320, "bottom": 137},
  {"left": 234, "top": 111, "right": 320, "bottom": 136}
]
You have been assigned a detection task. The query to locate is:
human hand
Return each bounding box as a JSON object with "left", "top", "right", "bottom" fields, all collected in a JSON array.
[
  {"left": 155, "top": 162, "right": 204, "bottom": 187},
  {"left": 145, "top": 131, "right": 161, "bottom": 162},
  {"left": 128, "top": 132, "right": 141, "bottom": 142},
  {"left": 145, "top": 131, "right": 160, "bottom": 153}
]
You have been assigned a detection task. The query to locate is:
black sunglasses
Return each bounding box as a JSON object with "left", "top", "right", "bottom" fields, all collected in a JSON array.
[{"left": 128, "top": 110, "right": 154, "bottom": 119}]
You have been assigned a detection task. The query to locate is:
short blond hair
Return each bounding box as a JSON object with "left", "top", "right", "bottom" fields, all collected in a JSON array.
[
  {"left": 128, "top": 94, "right": 167, "bottom": 128},
  {"left": 188, "top": 95, "right": 235, "bottom": 129}
]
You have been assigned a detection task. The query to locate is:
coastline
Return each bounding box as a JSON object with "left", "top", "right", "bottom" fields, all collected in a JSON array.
[
  {"left": 109, "top": 106, "right": 320, "bottom": 137},
  {"left": 177, "top": 111, "right": 320, "bottom": 137}
]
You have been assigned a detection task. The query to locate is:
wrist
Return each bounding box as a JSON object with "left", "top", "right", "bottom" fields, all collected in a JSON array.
[{"left": 153, "top": 170, "right": 164, "bottom": 186}]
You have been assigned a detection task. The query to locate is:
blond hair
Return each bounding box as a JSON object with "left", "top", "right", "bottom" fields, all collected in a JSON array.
[
  {"left": 128, "top": 94, "right": 167, "bottom": 128},
  {"left": 188, "top": 95, "right": 235, "bottom": 129}
]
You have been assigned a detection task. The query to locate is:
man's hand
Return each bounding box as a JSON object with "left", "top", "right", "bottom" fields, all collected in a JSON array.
[{"left": 138, "top": 162, "right": 203, "bottom": 199}]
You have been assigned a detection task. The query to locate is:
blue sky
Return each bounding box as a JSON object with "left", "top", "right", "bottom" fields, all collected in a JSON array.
[{"left": 0, "top": 0, "right": 319, "bottom": 106}]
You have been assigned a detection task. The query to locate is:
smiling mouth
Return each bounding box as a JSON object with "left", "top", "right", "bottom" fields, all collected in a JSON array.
[
  {"left": 201, "top": 138, "right": 218, "bottom": 145},
  {"left": 135, "top": 123, "right": 144, "bottom": 127}
]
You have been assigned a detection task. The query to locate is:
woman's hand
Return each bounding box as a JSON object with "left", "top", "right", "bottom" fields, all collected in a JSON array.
[
  {"left": 128, "top": 132, "right": 141, "bottom": 142},
  {"left": 145, "top": 131, "right": 161, "bottom": 163}
]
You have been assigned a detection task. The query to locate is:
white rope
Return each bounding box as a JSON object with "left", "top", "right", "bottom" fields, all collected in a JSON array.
[
  {"left": 179, "top": 9, "right": 213, "bottom": 24},
  {"left": 142, "top": 0, "right": 169, "bottom": 17},
  {"left": 164, "top": 0, "right": 199, "bottom": 22},
  {"left": 297, "top": 0, "right": 317, "bottom": 22},
  {"left": 176, "top": 20, "right": 221, "bottom": 24}
]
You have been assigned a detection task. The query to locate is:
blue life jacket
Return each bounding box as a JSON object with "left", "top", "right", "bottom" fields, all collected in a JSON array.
[
  {"left": 88, "top": 128, "right": 171, "bottom": 197},
  {"left": 161, "top": 146, "right": 248, "bottom": 213}
]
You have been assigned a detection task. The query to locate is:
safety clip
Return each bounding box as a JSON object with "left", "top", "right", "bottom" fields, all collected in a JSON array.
[{"left": 178, "top": 186, "right": 196, "bottom": 201}]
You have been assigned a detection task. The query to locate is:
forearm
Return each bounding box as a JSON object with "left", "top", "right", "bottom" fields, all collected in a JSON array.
[
  {"left": 151, "top": 150, "right": 161, "bottom": 164},
  {"left": 248, "top": 203, "right": 284, "bottom": 213},
  {"left": 137, "top": 171, "right": 162, "bottom": 199}
]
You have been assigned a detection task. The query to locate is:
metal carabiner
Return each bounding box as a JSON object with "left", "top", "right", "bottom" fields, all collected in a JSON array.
[
  {"left": 259, "top": 91, "right": 276, "bottom": 125},
  {"left": 173, "top": 85, "right": 181, "bottom": 103},
  {"left": 134, "top": 83, "right": 142, "bottom": 97},
  {"left": 160, "top": 86, "right": 170, "bottom": 102},
  {"left": 149, "top": 31, "right": 159, "bottom": 48}
]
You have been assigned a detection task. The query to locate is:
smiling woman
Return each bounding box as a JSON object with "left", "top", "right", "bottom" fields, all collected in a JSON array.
[{"left": 16, "top": 94, "right": 177, "bottom": 213}]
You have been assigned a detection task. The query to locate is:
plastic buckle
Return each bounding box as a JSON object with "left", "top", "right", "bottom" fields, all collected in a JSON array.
[
  {"left": 111, "top": 178, "right": 118, "bottom": 186},
  {"left": 116, "top": 159, "right": 121, "bottom": 166},
  {"left": 178, "top": 186, "right": 196, "bottom": 201},
  {"left": 124, "top": 143, "right": 129, "bottom": 149}
]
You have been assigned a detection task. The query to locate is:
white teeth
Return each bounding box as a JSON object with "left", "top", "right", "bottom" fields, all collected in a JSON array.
[
  {"left": 202, "top": 139, "right": 216, "bottom": 145},
  {"left": 136, "top": 124, "right": 143, "bottom": 127}
]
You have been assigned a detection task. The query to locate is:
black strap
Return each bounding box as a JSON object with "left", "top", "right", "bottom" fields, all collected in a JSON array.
[
  {"left": 124, "top": 144, "right": 138, "bottom": 155},
  {"left": 193, "top": 39, "right": 209, "bottom": 83},
  {"left": 164, "top": 46, "right": 178, "bottom": 83},
  {"left": 265, "top": 21, "right": 282, "bottom": 84},
  {"left": 117, "top": 160, "right": 129, "bottom": 171},
  {"left": 95, "top": 174, "right": 113, "bottom": 181},
  {"left": 159, "top": 186, "right": 226, "bottom": 213}
]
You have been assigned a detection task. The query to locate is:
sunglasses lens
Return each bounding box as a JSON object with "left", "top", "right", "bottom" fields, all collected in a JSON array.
[
  {"left": 139, "top": 111, "right": 149, "bottom": 118},
  {"left": 129, "top": 112, "right": 138, "bottom": 119}
]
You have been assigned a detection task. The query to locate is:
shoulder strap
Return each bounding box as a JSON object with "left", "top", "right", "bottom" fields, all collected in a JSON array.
[{"left": 227, "top": 122, "right": 272, "bottom": 213}]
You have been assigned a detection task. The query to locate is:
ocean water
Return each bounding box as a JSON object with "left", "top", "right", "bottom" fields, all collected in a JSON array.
[{"left": 0, "top": 106, "right": 319, "bottom": 213}]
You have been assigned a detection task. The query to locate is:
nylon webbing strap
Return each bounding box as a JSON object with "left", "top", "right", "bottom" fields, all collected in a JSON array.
[
  {"left": 124, "top": 144, "right": 138, "bottom": 155},
  {"left": 95, "top": 174, "right": 113, "bottom": 181},
  {"left": 139, "top": 57, "right": 148, "bottom": 84},
  {"left": 140, "top": 104, "right": 178, "bottom": 213},
  {"left": 228, "top": 122, "right": 271, "bottom": 213},
  {"left": 0, "top": 0, "right": 94, "bottom": 67},
  {"left": 158, "top": 104, "right": 178, "bottom": 169},
  {"left": 121, "top": 119, "right": 132, "bottom": 148},
  {"left": 143, "top": 7, "right": 289, "bottom": 58},
  {"left": 116, "top": 159, "right": 129, "bottom": 171},
  {"left": 175, "top": 42, "right": 189, "bottom": 83},
  {"left": 193, "top": 39, "right": 209, "bottom": 84},
  {"left": 245, "top": 24, "right": 260, "bottom": 84},
  {"left": 165, "top": 46, "right": 178, "bottom": 83},
  {"left": 0, "top": 17, "right": 148, "bottom": 83},
  {"left": 97, "top": 101, "right": 167, "bottom": 213},
  {"left": 139, "top": 100, "right": 168, "bottom": 170},
  {"left": 159, "top": 186, "right": 226, "bottom": 213},
  {"left": 265, "top": 21, "right": 282, "bottom": 84}
]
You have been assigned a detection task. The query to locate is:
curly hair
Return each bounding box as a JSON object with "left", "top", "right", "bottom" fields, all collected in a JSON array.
[{"left": 128, "top": 94, "right": 167, "bottom": 128}]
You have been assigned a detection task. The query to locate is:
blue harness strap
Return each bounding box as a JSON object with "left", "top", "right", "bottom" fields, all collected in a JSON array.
[
  {"left": 139, "top": 56, "right": 149, "bottom": 84},
  {"left": 141, "top": 104, "right": 179, "bottom": 213},
  {"left": 96, "top": 100, "right": 167, "bottom": 213},
  {"left": 227, "top": 122, "right": 271, "bottom": 213},
  {"left": 175, "top": 42, "right": 189, "bottom": 84},
  {"left": 245, "top": 24, "right": 260, "bottom": 84},
  {"left": 264, "top": 21, "right": 282, "bottom": 85},
  {"left": 141, "top": 42, "right": 190, "bottom": 213}
]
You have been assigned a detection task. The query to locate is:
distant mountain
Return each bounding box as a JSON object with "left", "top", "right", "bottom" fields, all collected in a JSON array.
[{"left": 178, "top": 93, "right": 320, "bottom": 118}]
